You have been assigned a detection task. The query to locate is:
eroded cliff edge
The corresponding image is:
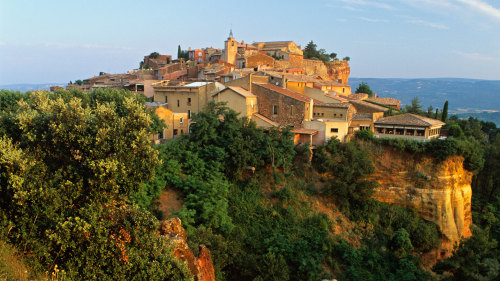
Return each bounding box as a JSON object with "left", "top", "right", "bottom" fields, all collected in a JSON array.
[{"left": 369, "top": 147, "right": 472, "bottom": 256}]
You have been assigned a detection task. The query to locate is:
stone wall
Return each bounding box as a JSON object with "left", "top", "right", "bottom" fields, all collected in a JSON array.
[
  {"left": 303, "top": 59, "right": 329, "bottom": 79},
  {"left": 246, "top": 53, "right": 274, "bottom": 68},
  {"left": 252, "top": 83, "right": 307, "bottom": 128}
]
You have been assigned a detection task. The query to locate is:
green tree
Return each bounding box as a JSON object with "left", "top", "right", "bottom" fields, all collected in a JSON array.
[
  {"left": 391, "top": 228, "right": 414, "bottom": 257},
  {"left": 149, "top": 52, "right": 160, "bottom": 59},
  {"left": 177, "top": 45, "right": 182, "bottom": 59},
  {"left": 303, "top": 41, "right": 318, "bottom": 60},
  {"left": 343, "top": 56, "right": 350, "bottom": 61},
  {"left": 322, "top": 142, "right": 378, "bottom": 212},
  {"left": 442, "top": 100, "right": 449, "bottom": 122},
  {"left": 405, "top": 97, "right": 423, "bottom": 114},
  {"left": 0, "top": 89, "right": 191, "bottom": 280},
  {"left": 355, "top": 82, "right": 374, "bottom": 97}
]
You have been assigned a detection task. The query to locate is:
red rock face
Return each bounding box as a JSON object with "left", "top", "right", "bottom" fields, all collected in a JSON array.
[{"left": 160, "top": 218, "right": 215, "bottom": 281}]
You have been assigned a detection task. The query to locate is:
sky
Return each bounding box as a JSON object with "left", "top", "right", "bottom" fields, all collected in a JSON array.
[{"left": 1, "top": 0, "right": 500, "bottom": 84}]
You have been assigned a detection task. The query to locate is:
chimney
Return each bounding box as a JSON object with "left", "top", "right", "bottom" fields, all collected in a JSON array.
[{"left": 189, "top": 47, "right": 191, "bottom": 51}]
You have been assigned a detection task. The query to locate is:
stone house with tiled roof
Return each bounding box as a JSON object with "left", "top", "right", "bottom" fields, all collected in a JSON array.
[
  {"left": 374, "top": 113, "right": 445, "bottom": 140},
  {"left": 212, "top": 86, "right": 258, "bottom": 118},
  {"left": 251, "top": 83, "right": 313, "bottom": 129}
]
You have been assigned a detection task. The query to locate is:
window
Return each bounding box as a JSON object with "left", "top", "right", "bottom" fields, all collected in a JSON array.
[
  {"left": 343, "top": 88, "right": 345, "bottom": 93},
  {"left": 330, "top": 128, "right": 339, "bottom": 133},
  {"left": 177, "top": 100, "right": 180, "bottom": 107},
  {"left": 273, "top": 105, "right": 278, "bottom": 115},
  {"left": 180, "top": 117, "right": 184, "bottom": 124},
  {"left": 290, "top": 105, "right": 294, "bottom": 115},
  {"left": 158, "top": 130, "right": 164, "bottom": 140},
  {"left": 340, "top": 114, "right": 343, "bottom": 117},
  {"left": 188, "top": 110, "right": 191, "bottom": 119},
  {"left": 173, "top": 129, "right": 178, "bottom": 136},
  {"left": 334, "top": 113, "right": 337, "bottom": 117},
  {"left": 187, "top": 98, "right": 191, "bottom": 106},
  {"left": 165, "top": 95, "right": 168, "bottom": 103}
]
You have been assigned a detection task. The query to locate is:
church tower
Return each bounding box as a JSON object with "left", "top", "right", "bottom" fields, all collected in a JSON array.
[{"left": 222, "top": 29, "right": 237, "bottom": 65}]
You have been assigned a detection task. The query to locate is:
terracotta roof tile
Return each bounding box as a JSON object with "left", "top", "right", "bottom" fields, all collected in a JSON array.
[
  {"left": 256, "top": 83, "right": 312, "bottom": 103},
  {"left": 366, "top": 97, "right": 401, "bottom": 105},
  {"left": 252, "top": 113, "right": 280, "bottom": 127},
  {"left": 291, "top": 128, "right": 318, "bottom": 135},
  {"left": 226, "top": 86, "right": 256, "bottom": 98},
  {"left": 374, "top": 113, "right": 445, "bottom": 127},
  {"left": 349, "top": 100, "right": 388, "bottom": 113}
]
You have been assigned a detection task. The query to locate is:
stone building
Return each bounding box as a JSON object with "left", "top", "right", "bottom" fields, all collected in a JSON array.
[
  {"left": 305, "top": 103, "right": 355, "bottom": 144},
  {"left": 211, "top": 86, "right": 258, "bottom": 118},
  {"left": 251, "top": 83, "right": 313, "bottom": 129},
  {"left": 221, "top": 30, "right": 238, "bottom": 65},
  {"left": 374, "top": 113, "right": 445, "bottom": 140},
  {"left": 146, "top": 102, "right": 189, "bottom": 142},
  {"left": 153, "top": 81, "right": 225, "bottom": 118}
]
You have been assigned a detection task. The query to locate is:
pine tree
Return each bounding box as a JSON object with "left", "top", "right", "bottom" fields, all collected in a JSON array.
[
  {"left": 435, "top": 109, "right": 439, "bottom": 119},
  {"left": 441, "top": 101, "right": 448, "bottom": 122}
]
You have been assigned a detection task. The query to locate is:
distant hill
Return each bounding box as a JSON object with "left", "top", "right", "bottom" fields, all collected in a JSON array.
[
  {"left": 350, "top": 78, "right": 500, "bottom": 125},
  {"left": 0, "top": 83, "right": 65, "bottom": 92}
]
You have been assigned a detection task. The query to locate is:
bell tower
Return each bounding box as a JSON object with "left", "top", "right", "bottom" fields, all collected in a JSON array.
[{"left": 222, "top": 29, "right": 237, "bottom": 65}]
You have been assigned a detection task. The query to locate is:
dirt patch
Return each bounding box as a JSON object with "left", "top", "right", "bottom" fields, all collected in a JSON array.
[{"left": 157, "top": 188, "right": 184, "bottom": 218}]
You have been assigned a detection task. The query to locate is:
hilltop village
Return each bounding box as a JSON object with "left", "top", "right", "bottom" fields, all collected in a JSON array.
[{"left": 63, "top": 32, "right": 445, "bottom": 145}]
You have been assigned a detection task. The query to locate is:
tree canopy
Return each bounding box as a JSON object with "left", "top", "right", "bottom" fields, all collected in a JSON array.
[
  {"left": 355, "top": 82, "right": 374, "bottom": 97},
  {"left": 0, "top": 88, "right": 191, "bottom": 280}
]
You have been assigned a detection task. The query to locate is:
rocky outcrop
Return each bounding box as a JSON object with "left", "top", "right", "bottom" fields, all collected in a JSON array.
[
  {"left": 326, "top": 61, "right": 350, "bottom": 84},
  {"left": 370, "top": 148, "right": 472, "bottom": 256},
  {"left": 160, "top": 218, "right": 215, "bottom": 281}
]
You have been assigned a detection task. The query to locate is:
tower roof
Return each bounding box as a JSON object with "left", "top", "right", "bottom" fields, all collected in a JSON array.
[{"left": 229, "top": 29, "right": 233, "bottom": 39}]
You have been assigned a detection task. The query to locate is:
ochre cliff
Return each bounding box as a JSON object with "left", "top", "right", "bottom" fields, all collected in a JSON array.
[
  {"left": 369, "top": 148, "right": 472, "bottom": 257},
  {"left": 160, "top": 218, "right": 215, "bottom": 281},
  {"left": 326, "top": 60, "right": 350, "bottom": 84}
]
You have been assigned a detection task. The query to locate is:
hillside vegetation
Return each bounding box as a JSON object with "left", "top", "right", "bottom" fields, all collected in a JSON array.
[{"left": 1, "top": 89, "right": 499, "bottom": 280}]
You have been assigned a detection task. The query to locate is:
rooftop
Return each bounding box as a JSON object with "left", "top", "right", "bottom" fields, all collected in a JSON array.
[
  {"left": 325, "top": 94, "right": 349, "bottom": 103},
  {"left": 349, "top": 100, "right": 389, "bottom": 113},
  {"left": 366, "top": 97, "right": 401, "bottom": 105},
  {"left": 374, "top": 113, "right": 445, "bottom": 127},
  {"left": 252, "top": 113, "right": 280, "bottom": 127},
  {"left": 183, "top": 81, "right": 212, "bottom": 87},
  {"left": 314, "top": 103, "right": 351, "bottom": 109},
  {"left": 213, "top": 86, "right": 256, "bottom": 98},
  {"left": 255, "top": 83, "right": 312, "bottom": 103},
  {"left": 291, "top": 128, "right": 318, "bottom": 135}
]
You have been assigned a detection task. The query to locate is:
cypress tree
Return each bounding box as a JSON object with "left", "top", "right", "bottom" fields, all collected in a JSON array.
[
  {"left": 435, "top": 109, "right": 439, "bottom": 119},
  {"left": 441, "top": 101, "right": 448, "bottom": 122},
  {"left": 177, "top": 45, "right": 181, "bottom": 60}
]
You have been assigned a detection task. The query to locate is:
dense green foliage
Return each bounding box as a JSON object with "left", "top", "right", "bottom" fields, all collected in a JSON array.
[
  {"left": 441, "top": 101, "right": 449, "bottom": 122},
  {"left": 355, "top": 81, "right": 374, "bottom": 97},
  {"left": 303, "top": 40, "right": 345, "bottom": 63},
  {"left": 0, "top": 89, "right": 192, "bottom": 280},
  {"left": 431, "top": 116, "right": 500, "bottom": 280},
  {"left": 5, "top": 88, "right": 497, "bottom": 280},
  {"left": 134, "top": 103, "right": 437, "bottom": 280}
]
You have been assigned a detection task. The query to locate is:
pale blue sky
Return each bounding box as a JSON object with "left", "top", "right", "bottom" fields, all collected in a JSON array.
[{"left": 1, "top": 0, "right": 500, "bottom": 84}]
